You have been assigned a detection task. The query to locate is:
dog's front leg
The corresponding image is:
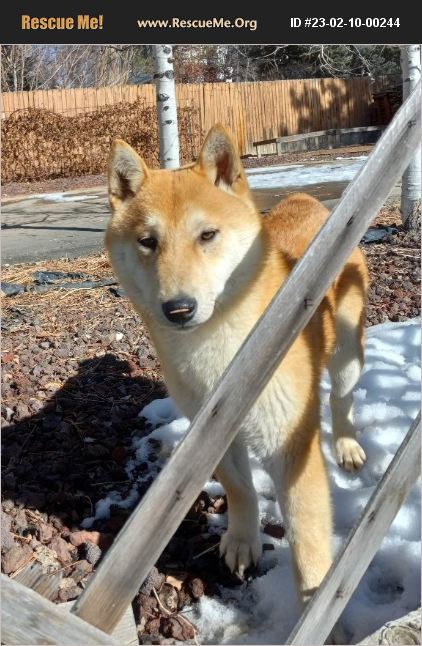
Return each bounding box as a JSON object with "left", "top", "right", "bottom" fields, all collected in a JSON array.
[
  {"left": 215, "top": 438, "right": 261, "bottom": 578},
  {"left": 274, "top": 430, "right": 333, "bottom": 607}
]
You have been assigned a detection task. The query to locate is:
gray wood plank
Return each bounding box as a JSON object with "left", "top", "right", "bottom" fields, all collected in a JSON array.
[
  {"left": 1, "top": 574, "right": 119, "bottom": 645},
  {"left": 62, "top": 602, "right": 138, "bottom": 646},
  {"left": 7, "top": 564, "right": 137, "bottom": 644},
  {"left": 14, "top": 560, "right": 62, "bottom": 602},
  {"left": 358, "top": 608, "right": 421, "bottom": 645},
  {"left": 286, "top": 414, "right": 421, "bottom": 645},
  {"left": 253, "top": 126, "right": 382, "bottom": 146},
  {"left": 72, "top": 82, "right": 421, "bottom": 634}
]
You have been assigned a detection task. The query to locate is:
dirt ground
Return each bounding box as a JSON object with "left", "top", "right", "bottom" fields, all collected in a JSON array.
[
  {"left": 1, "top": 145, "right": 373, "bottom": 198},
  {"left": 1, "top": 199, "right": 420, "bottom": 643}
]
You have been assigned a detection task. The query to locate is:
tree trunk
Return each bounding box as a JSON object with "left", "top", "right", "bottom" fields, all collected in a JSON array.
[
  {"left": 153, "top": 45, "right": 180, "bottom": 169},
  {"left": 400, "top": 45, "right": 421, "bottom": 231}
]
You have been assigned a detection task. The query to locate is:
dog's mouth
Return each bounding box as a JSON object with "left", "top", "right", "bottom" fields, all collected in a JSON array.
[
  {"left": 171, "top": 320, "right": 201, "bottom": 331},
  {"left": 158, "top": 316, "right": 201, "bottom": 332}
]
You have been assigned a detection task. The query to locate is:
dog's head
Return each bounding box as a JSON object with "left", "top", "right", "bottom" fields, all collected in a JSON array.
[{"left": 105, "top": 125, "right": 263, "bottom": 330}]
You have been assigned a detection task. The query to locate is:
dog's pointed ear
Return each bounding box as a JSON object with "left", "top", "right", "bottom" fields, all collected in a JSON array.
[
  {"left": 196, "top": 125, "right": 249, "bottom": 195},
  {"left": 108, "top": 140, "right": 148, "bottom": 207}
]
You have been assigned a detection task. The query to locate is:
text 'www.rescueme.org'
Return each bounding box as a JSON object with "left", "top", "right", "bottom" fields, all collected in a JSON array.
[{"left": 137, "top": 17, "right": 258, "bottom": 31}]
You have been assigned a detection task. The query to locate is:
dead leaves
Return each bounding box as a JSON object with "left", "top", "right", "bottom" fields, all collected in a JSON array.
[
  {"left": 137, "top": 570, "right": 203, "bottom": 642},
  {"left": 2, "top": 102, "right": 201, "bottom": 183}
]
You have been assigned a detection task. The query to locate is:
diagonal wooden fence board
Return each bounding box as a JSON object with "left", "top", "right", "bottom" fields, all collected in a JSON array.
[
  {"left": 357, "top": 608, "right": 421, "bottom": 645},
  {"left": 71, "top": 82, "right": 421, "bottom": 634},
  {"left": 14, "top": 560, "right": 62, "bottom": 601},
  {"left": 10, "top": 562, "right": 137, "bottom": 645},
  {"left": 286, "top": 413, "right": 421, "bottom": 645},
  {"left": 62, "top": 601, "right": 138, "bottom": 646},
  {"left": 1, "top": 574, "right": 119, "bottom": 645}
]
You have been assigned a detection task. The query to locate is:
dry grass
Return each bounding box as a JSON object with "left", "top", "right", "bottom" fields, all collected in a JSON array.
[
  {"left": 1, "top": 254, "right": 116, "bottom": 315},
  {"left": 2, "top": 253, "right": 111, "bottom": 284},
  {"left": 372, "top": 201, "right": 404, "bottom": 227}
]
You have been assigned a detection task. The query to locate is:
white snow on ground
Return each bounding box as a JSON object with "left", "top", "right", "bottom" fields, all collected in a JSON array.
[
  {"left": 245, "top": 157, "right": 367, "bottom": 190},
  {"left": 31, "top": 192, "right": 100, "bottom": 202},
  {"left": 83, "top": 319, "right": 420, "bottom": 643},
  {"left": 18, "top": 159, "right": 367, "bottom": 205}
]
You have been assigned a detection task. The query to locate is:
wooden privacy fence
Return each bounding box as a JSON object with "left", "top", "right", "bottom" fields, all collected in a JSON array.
[
  {"left": 1, "top": 82, "right": 421, "bottom": 645},
  {"left": 1, "top": 78, "right": 374, "bottom": 156}
]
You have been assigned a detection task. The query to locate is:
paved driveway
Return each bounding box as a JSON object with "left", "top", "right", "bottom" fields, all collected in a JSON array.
[
  {"left": 1, "top": 162, "right": 400, "bottom": 265},
  {"left": 2, "top": 189, "right": 109, "bottom": 264}
]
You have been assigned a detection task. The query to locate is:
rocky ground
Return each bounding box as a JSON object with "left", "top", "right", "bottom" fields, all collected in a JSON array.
[
  {"left": 1, "top": 145, "right": 373, "bottom": 198},
  {"left": 1, "top": 200, "right": 420, "bottom": 643},
  {"left": 362, "top": 202, "right": 420, "bottom": 325}
]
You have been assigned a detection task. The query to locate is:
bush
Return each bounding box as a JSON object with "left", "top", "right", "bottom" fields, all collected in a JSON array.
[{"left": 1, "top": 99, "right": 201, "bottom": 183}]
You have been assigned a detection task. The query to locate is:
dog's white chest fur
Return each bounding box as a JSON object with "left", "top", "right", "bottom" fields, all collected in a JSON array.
[{"left": 153, "top": 315, "right": 297, "bottom": 456}]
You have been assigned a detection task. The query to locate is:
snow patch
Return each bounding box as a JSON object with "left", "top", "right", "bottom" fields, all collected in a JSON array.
[
  {"left": 32, "top": 192, "right": 100, "bottom": 202},
  {"left": 245, "top": 158, "right": 367, "bottom": 189}
]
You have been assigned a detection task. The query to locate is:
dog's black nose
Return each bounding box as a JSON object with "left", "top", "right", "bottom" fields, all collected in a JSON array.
[{"left": 162, "top": 298, "right": 197, "bottom": 324}]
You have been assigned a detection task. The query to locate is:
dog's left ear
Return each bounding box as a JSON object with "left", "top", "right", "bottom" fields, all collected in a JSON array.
[{"left": 196, "top": 124, "right": 250, "bottom": 196}]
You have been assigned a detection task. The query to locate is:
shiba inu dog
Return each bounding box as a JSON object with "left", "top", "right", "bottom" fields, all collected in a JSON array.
[{"left": 105, "top": 125, "right": 368, "bottom": 607}]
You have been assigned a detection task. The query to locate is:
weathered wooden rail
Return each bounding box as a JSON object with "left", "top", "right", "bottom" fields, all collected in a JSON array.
[
  {"left": 358, "top": 608, "right": 421, "bottom": 645},
  {"left": 1, "top": 80, "right": 421, "bottom": 645},
  {"left": 253, "top": 125, "right": 383, "bottom": 157}
]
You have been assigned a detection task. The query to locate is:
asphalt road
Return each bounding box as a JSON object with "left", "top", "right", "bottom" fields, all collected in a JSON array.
[
  {"left": 1, "top": 179, "right": 400, "bottom": 266},
  {"left": 2, "top": 188, "right": 109, "bottom": 265}
]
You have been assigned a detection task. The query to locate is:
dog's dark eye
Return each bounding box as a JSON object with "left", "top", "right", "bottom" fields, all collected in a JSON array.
[
  {"left": 138, "top": 236, "right": 158, "bottom": 251},
  {"left": 200, "top": 229, "right": 218, "bottom": 242}
]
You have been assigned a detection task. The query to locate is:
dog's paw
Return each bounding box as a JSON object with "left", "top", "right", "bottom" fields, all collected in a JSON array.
[
  {"left": 335, "top": 437, "right": 366, "bottom": 472},
  {"left": 219, "top": 530, "right": 262, "bottom": 578}
]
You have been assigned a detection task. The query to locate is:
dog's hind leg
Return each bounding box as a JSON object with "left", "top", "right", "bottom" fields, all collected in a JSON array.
[
  {"left": 216, "top": 438, "right": 261, "bottom": 578},
  {"left": 329, "top": 272, "right": 367, "bottom": 472}
]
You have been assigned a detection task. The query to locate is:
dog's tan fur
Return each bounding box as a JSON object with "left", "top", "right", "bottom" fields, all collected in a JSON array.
[{"left": 105, "top": 125, "right": 368, "bottom": 604}]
